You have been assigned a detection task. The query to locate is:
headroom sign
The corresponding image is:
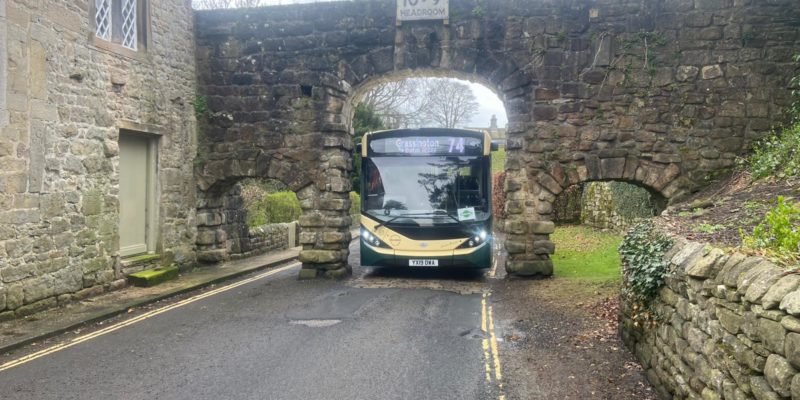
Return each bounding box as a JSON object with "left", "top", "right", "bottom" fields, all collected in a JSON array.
[{"left": 396, "top": 0, "right": 449, "bottom": 22}]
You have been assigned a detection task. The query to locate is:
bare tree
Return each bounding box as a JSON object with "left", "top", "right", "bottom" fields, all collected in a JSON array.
[
  {"left": 419, "top": 79, "right": 479, "bottom": 128},
  {"left": 361, "top": 78, "right": 479, "bottom": 129},
  {"left": 360, "top": 80, "right": 430, "bottom": 128}
]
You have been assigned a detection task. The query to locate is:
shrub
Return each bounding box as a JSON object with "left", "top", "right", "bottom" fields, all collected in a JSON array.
[
  {"left": 746, "top": 123, "right": 800, "bottom": 180},
  {"left": 607, "top": 181, "right": 657, "bottom": 220},
  {"left": 247, "top": 191, "right": 301, "bottom": 227},
  {"left": 745, "top": 53, "right": 800, "bottom": 180},
  {"left": 240, "top": 179, "right": 289, "bottom": 206},
  {"left": 742, "top": 196, "right": 800, "bottom": 265},
  {"left": 350, "top": 191, "right": 361, "bottom": 217},
  {"left": 553, "top": 184, "right": 583, "bottom": 223},
  {"left": 619, "top": 221, "right": 673, "bottom": 326}
]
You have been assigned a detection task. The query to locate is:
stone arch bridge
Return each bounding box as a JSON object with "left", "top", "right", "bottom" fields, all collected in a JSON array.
[{"left": 193, "top": 0, "right": 799, "bottom": 278}]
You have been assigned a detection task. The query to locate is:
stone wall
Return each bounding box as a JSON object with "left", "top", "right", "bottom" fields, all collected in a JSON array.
[
  {"left": 196, "top": 183, "right": 247, "bottom": 263},
  {"left": 196, "top": 183, "right": 297, "bottom": 261},
  {"left": 241, "top": 222, "right": 296, "bottom": 259},
  {"left": 0, "top": 0, "right": 197, "bottom": 319},
  {"left": 195, "top": 0, "right": 800, "bottom": 278},
  {"left": 581, "top": 181, "right": 656, "bottom": 232},
  {"left": 621, "top": 237, "right": 800, "bottom": 399}
]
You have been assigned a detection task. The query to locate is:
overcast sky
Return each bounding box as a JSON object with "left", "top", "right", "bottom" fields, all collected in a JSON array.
[
  {"left": 192, "top": 1, "right": 509, "bottom": 129},
  {"left": 467, "top": 82, "right": 508, "bottom": 129}
]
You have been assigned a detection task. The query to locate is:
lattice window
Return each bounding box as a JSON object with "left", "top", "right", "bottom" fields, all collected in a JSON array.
[
  {"left": 121, "top": 0, "right": 138, "bottom": 50},
  {"left": 92, "top": 0, "right": 147, "bottom": 53},
  {"left": 95, "top": 0, "right": 112, "bottom": 41}
]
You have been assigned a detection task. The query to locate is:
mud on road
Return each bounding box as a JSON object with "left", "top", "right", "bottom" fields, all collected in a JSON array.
[
  {"left": 349, "top": 238, "right": 655, "bottom": 400},
  {"left": 490, "top": 275, "right": 655, "bottom": 400}
]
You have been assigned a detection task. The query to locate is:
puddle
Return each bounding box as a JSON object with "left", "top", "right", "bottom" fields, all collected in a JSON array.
[
  {"left": 289, "top": 319, "right": 342, "bottom": 328},
  {"left": 459, "top": 328, "right": 487, "bottom": 340}
]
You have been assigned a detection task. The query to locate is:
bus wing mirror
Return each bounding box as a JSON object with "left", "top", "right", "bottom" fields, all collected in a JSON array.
[
  {"left": 356, "top": 143, "right": 362, "bottom": 153},
  {"left": 490, "top": 142, "right": 499, "bottom": 151}
]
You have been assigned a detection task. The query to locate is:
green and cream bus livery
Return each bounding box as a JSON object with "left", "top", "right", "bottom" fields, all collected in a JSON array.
[{"left": 358, "top": 128, "right": 496, "bottom": 269}]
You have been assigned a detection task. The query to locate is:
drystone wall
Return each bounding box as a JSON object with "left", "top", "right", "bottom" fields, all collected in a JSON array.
[
  {"left": 196, "top": 0, "right": 800, "bottom": 278},
  {"left": 621, "top": 237, "right": 800, "bottom": 399},
  {"left": 197, "top": 184, "right": 297, "bottom": 260},
  {"left": 581, "top": 182, "right": 655, "bottom": 232},
  {"left": 0, "top": 1, "right": 197, "bottom": 319},
  {"left": 242, "top": 222, "right": 297, "bottom": 259}
]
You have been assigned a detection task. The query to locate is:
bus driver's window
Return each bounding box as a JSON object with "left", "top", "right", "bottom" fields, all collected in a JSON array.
[
  {"left": 457, "top": 162, "right": 484, "bottom": 209},
  {"left": 365, "top": 159, "right": 384, "bottom": 210}
]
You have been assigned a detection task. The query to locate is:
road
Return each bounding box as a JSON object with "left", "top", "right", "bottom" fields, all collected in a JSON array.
[{"left": 0, "top": 241, "right": 508, "bottom": 400}]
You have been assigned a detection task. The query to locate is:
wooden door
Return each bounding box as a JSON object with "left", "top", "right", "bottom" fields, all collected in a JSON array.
[{"left": 119, "top": 134, "right": 150, "bottom": 257}]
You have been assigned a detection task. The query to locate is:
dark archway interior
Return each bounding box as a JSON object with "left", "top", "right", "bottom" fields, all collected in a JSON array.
[{"left": 553, "top": 180, "right": 666, "bottom": 230}]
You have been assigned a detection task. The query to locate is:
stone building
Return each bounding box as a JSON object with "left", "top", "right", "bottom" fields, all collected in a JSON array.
[
  {"left": 0, "top": 0, "right": 197, "bottom": 319},
  {"left": 466, "top": 115, "right": 508, "bottom": 144}
]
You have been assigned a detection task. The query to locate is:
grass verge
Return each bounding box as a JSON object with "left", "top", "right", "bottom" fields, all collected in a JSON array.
[
  {"left": 551, "top": 225, "right": 623, "bottom": 284},
  {"left": 492, "top": 147, "right": 506, "bottom": 173}
]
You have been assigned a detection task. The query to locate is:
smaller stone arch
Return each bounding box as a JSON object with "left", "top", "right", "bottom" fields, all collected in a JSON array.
[
  {"left": 504, "top": 152, "right": 683, "bottom": 277},
  {"left": 195, "top": 146, "right": 353, "bottom": 279}
]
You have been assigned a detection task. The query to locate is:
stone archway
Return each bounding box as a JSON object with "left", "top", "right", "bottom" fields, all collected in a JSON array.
[{"left": 194, "top": 0, "right": 800, "bottom": 278}]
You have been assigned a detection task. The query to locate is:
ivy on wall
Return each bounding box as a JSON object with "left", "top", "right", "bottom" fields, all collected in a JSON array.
[
  {"left": 580, "top": 181, "right": 656, "bottom": 232},
  {"left": 619, "top": 222, "right": 673, "bottom": 327}
]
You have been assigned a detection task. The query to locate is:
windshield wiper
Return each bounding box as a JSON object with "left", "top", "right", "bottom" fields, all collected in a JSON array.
[
  {"left": 374, "top": 210, "right": 465, "bottom": 229},
  {"left": 431, "top": 209, "right": 466, "bottom": 227},
  {"left": 375, "top": 212, "right": 435, "bottom": 229}
]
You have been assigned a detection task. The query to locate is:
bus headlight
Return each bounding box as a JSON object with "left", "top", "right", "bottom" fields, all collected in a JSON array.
[
  {"left": 361, "top": 226, "right": 391, "bottom": 249},
  {"left": 458, "top": 230, "right": 490, "bottom": 249}
]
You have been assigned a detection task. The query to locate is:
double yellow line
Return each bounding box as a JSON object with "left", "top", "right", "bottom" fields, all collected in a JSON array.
[
  {"left": 0, "top": 262, "right": 301, "bottom": 373},
  {"left": 481, "top": 292, "right": 506, "bottom": 400},
  {"left": 2, "top": 261, "right": 508, "bottom": 399}
]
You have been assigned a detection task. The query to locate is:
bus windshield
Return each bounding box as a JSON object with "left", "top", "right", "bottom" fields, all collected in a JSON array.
[{"left": 363, "top": 156, "right": 490, "bottom": 225}]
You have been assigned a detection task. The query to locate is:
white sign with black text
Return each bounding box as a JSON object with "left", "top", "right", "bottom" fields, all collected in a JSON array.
[{"left": 396, "top": 0, "right": 449, "bottom": 22}]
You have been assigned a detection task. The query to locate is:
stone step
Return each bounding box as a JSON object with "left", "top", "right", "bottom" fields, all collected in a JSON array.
[{"left": 127, "top": 266, "right": 179, "bottom": 287}]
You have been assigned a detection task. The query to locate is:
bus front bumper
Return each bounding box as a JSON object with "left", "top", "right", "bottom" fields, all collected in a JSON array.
[{"left": 360, "top": 240, "right": 492, "bottom": 269}]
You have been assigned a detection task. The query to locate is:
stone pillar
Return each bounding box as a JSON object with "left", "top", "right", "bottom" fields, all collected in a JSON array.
[
  {"left": 0, "top": 0, "right": 7, "bottom": 128},
  {"left": 503, "top": 179, "right": 556, "bottom": 277},
  {"left": 503, "top": 141, "right": 557, "bottom": 277},
  {"left": 296, "top": 139, "right": 353, "bottom": 279},
  {"left": 195, "top": 189, "right": 230, "bottom": 263}
]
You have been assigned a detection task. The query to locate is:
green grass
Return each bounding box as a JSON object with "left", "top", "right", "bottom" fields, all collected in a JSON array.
[
  {"left": 693, "top": 223, "right": 725, "bottom": 234},
  {"left": 492, "top": 147, "right": 506, "bottom": 173},
  {"left": 551, "top": 225, "right": 623, "bottom": 283}
]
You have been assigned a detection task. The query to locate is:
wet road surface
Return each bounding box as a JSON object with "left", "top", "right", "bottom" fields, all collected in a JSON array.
[{"left": 0, "top": 241, "right": 505, "bottom": 400}]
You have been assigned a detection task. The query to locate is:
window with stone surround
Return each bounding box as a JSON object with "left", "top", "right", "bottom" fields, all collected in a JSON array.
[{"left": 91, "top": 0, "right": 150, "bottom": 56}]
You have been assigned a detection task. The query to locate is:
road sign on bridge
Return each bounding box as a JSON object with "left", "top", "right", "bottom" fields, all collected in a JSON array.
[{"left": 396, "top": 0, "right": 449, "bottom": 22}]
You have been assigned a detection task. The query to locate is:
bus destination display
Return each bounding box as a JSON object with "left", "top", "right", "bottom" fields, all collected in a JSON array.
[{"left": 369, "top": 136, "right": 482, "bottom": 156}]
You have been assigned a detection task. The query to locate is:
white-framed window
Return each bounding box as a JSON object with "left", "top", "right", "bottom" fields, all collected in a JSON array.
[{"left": 93, "top": 0, "right": 149, "bottom": 54}]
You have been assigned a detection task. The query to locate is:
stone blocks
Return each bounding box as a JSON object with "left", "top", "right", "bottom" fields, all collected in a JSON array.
[
  {"left": 0, "top": 0, "right": 198, "bottom": 316},
  {"left": 193, "top": 0, "right": 799, "bottom": 285},
  {"left": 506, "top": 260, "right": 553, "bottom": 277},
  {"left": 622, "top": 235, "right": 800, "bottom": 399}
]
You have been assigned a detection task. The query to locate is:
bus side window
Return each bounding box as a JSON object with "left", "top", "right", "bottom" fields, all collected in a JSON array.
[{"left": 365, "top": 159, "right": 385, "bottom": 210}]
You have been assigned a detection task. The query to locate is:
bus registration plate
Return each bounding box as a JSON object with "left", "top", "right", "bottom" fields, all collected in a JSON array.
[{"left": 409, "top": 259, "right": 438, "bottom": 267}]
